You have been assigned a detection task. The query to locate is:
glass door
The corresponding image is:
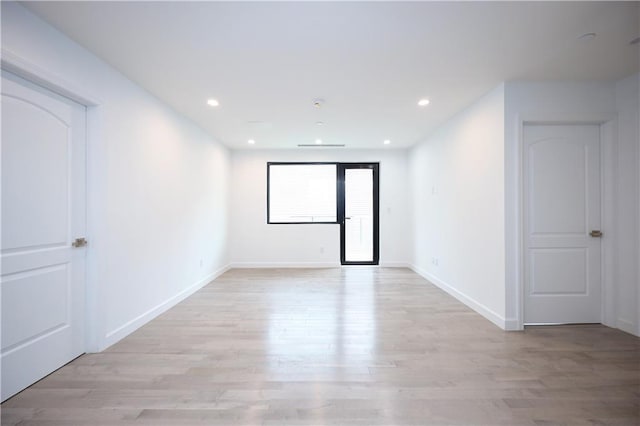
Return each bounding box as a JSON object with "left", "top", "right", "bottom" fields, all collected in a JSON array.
[{"left": 339, "top": 164, "right": 379, "bottom": 265}]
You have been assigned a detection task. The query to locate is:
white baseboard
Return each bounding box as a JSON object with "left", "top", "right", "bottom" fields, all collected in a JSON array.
[
  {"left": 99, "top": 264, "right": 231, "bottom": 351},
  {"left": 230, "top": 262, "right": 341, "bottom": 268},
  {"left": 230, "top": 262, "right": 410, "bottom": 269},
  {"left": 503, "top": 318, "right": 521, "bottom": 331},
  {"left": 617, "top": 318, "right": 640, "bottom": 337},
  {"left": 409, "top": 264, "right": 508, "bottom": 330}
]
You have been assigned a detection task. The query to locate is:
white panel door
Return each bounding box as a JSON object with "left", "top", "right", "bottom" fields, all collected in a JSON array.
[
  {"left": 523, "top": 124, "right": 601, "bottom": 324},
  {"left": 1, "top": 71, "right": 86, "bottom": 401}
]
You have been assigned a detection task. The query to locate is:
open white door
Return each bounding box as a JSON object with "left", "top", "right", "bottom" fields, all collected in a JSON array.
[
  {"left": 1, "top": 72, "right": 87, "bottom": 401},
  {"left": 523, "top": 124, "right": 602, "bottom": 324}
]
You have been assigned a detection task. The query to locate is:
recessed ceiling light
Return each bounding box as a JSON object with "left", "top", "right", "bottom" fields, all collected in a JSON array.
[
  {"left": 207, "top": 99, "right": 219, "bottom": 107},
  {"left": 383, "top": 139, "right": 391, "bottom": 145},
  {"left": 248, "top": 139, "right": 255, "bottom": 145},
  {"left": 315, "top": 139, "right": 323, "bottom": 145},
  {"left": 316, "top": 121, "right": 324, "bottom": 126},
  {"left": 418, "top": 99, "right": 430, "bottom": 107}
]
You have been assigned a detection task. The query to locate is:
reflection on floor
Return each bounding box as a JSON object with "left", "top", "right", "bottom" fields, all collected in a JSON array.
[{"left": 2, "top": 267, "right": 639, "bottom": 425}]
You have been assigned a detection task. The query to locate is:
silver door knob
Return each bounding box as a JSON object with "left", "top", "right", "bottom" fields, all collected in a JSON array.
[{"left": 72, "top": 237, "right": 88, "bottom": 247}]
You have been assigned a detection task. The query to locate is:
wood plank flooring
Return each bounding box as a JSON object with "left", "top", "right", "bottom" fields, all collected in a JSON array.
[{"left": 2, "top": 267, "right": 639, "bottom": 425}]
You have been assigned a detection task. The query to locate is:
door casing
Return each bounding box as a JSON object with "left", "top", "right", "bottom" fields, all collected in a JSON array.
[
  {"left": 2, "top": 49, "right": 103, "bottom": 352},
  {"left": 1, "top": 70, "right": 87, "bottom": 401},
  {"left": 514, "top": 116, "right": 617, "bottom": 330}
]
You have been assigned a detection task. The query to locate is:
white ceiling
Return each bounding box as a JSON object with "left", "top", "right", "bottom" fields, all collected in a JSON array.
[{"left": 24, "top": 1, "right": 639, "bottom": 149}]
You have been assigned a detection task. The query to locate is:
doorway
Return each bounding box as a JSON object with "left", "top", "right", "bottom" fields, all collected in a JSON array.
[
  {"left": 339, "top": 163, "right": 379, "bottom": 265},
  {"left": 523, "top": 123, "right": 602, "bottom": 324}
]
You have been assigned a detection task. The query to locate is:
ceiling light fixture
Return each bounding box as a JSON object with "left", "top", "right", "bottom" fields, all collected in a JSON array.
[
  {"left": 315, "top": 139, "right": 323, "bottom": 144},
  {"left": 384, "top": 140, "right": 391, "bottom": 145},
  {"left": 316, "top": 121, "right": 324, "bottom": 126},
  {"left": 207, "top": 99, "right": 219, "bottom": 107},
  {"left": 248, "top": 139, "right": 255, "bottom": 145},
  {"left": 418, "top": 99, "right": 430, "bottom": 107}
]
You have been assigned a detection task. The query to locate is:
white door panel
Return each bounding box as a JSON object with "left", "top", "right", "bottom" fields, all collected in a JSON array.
[
  {"left": 1, "top": 71, "right": 86, "bottom": 401},
  {"left": 2, "top": 265, "right": 70, "bottom": 350},
  {"left": 529, "top": 140, "right": 587, "bottom": 235},
  {"left": 524, "top": 124, "right": 601, "bottom": 324},
  {"left": 529, "top": 248, "right": 588, "bottom": 295},
  {"left": 2, "top": 95, "right": 70, "bottom": 251}
]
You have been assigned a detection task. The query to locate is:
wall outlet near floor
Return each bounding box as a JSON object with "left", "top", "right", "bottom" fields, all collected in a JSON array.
[
  {"left": 320, "top": 246, "right": 325, "bottom": 254},
  {"left": 199, "top": 258, "right": 203, "bottom": 268},
  {"left": 431, "top": 257, "right": 439, "bottom": 266}
]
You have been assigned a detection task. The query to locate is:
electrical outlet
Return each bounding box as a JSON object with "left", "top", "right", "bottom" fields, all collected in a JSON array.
[
  {"left": 320, "top": 247, "right": 324, "bottom": 254},
  {"left": 199, "top": 258, "right": 203, "bottom": 268}
]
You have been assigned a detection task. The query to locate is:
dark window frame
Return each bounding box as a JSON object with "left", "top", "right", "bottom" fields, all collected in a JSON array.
[
  {"left": 267, "top": 162, "right": 340, "bottom": 225},
  {"left": 339, "top": 163, "right": 380, "bottom": 265}
]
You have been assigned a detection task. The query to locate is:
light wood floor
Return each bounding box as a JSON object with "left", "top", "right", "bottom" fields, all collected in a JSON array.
[{"left": 2, "top": 268, "right": 639, "bottom": 425}]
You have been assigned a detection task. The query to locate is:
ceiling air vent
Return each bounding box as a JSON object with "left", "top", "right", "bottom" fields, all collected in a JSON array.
[{"left": 297, "top": 144, "right": 345, "bottom": 147}]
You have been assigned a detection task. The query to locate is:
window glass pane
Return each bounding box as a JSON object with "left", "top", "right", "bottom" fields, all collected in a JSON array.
[
  {"left": 345, "top": 168, "right": 373, "bottom": 261},
  {"left": 269, "top": 164, "right": 337, "bottom": 223}
]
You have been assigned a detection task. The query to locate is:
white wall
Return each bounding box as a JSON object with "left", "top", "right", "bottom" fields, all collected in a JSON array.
[
  {"left": 4, "top": 2, "right": 637, "bottom": 348},
  {"left": 614, "top": 73, "right": 640, "bottom": 336},
  {"left": 230, "top": 149, "right": 409, "bottom": 267},
  {"left": 504, "top": 78, "right": 640, "bottom": 336},
  {"left": 408, "top": 84, "right": 507, "bottom": 328},
  {"left": 408, "top": 78, "right": 639, "bottom": 336},
  {"left": 2, "top": 2, "right": 231, "bottom": 350}
]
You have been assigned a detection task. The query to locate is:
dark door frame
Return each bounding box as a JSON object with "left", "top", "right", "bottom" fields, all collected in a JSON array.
[{"left": 338, "top": 163, "right": 380, "bottom": 265}]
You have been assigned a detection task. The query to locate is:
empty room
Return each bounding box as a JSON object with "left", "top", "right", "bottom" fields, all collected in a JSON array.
[{"left": 1, "top": 1, "right": 639, "bottom": 425}]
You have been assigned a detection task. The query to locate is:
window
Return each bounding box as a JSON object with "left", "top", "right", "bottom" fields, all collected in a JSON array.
[{"left": 267, "top": 163, "right": 337, "bottom": 223}]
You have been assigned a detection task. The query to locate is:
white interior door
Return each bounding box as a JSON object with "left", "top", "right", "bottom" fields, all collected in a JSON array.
[
  {"left": 1, "top": 71, "right": 87, "bottom": 401},
  {"left": 523, "top": 124, "right": 602, "bottom": 324}
]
